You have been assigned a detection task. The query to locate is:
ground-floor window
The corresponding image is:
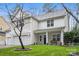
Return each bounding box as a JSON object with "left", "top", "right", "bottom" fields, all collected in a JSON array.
[
  {"left": 40, "top": 35, "right": 42, "bottom": 41},
  {"left": 52, "top": 34, "right": 60, "bottom": 41},
  {"left": 57, "top": 34, "right": 60, "bottom": 41},
  {"left": 51, "top": 34, "right": 60, "bottom": 45}
]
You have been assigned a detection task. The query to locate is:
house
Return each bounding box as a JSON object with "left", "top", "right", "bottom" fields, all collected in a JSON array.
[
  {"left": 6, "top": 8, "right": 70, "bottom": 46},
  {"left": 0, "top": 16, "right": 9, "bottom": 45}
]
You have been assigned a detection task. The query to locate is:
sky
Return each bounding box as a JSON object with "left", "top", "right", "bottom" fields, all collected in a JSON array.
[
  {"left": 0, "top": 3, "right": 77, "bottom": 15},
  {"left": 0, "top": 3, "right": 77, "bottom": 22},
  {"left": 0, "top": 3, "right": 77, "bottom": 30}
]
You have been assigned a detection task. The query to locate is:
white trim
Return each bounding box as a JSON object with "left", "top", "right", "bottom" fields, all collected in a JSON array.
[
  {"left": 46, "top": 32, "right": 48, "bottom": 44},
  {"left": 34, "top": 27, "right": 65, "bottom": 33},
  {"left": 60, "top": 30, "right": 64, "bottom": 45}
]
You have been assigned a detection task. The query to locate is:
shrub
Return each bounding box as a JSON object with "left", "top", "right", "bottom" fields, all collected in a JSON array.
[{"left": 64, "top": 31, "right": 79, "bottom": 45}]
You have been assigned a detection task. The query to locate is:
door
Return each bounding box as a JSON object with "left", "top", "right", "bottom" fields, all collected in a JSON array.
[
  {"left": 39, "top": 34, "right": 46, "bottom": 44},
  {"left": 44, "top": 35, "right": 46, "bottom": 44}
]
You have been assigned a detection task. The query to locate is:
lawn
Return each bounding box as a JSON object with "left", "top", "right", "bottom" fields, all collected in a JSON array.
[{"left": 0, "top": 45, "right": 79, "bottom": 56}]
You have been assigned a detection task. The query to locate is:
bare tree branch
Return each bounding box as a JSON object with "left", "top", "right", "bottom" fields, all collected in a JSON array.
[
  {"left": 5, "top": 4, "right": 21, "bottom": 32},
  {"left": 5, "top": 4, "right": 20, "bottom": 21},
  {"left": 14, "top": 28, "right": 19, "bottom": 37},
  {"left": 61, "top": 3, "right": 79, "bottom": 23},
  {"left": 42, "top": 3, "right": 57, "bottom": 13}
]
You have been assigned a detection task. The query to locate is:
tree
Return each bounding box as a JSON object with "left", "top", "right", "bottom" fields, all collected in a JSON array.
[
  {"left": 5, "top": 4, "right": 30, "bottom": 49},
  {"left": 42, "top": 3, "right": 79, "bottom": 23},
  {"left": 42, "top": 3, "right": 57, "bottom": 13},
  {"left": 61, "top": 3, "right": 79, "bottom": 23}
]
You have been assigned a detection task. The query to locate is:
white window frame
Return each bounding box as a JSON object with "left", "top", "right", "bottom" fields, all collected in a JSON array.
[
  {"left": 52, "top": 34, "right": 60, "bottom": 41},
  {"left": 47, "top": 19, "right": 54, "bottom": 27}
]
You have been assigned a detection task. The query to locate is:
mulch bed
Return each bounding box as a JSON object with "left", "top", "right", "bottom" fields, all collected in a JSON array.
[{"left": 15, "top": 48, "right": 32, "bottom": 51}]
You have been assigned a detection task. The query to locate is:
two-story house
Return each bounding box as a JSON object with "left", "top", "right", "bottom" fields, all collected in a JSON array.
[{"left": 6, "top": 9, "right": 70, "bottom": 46}]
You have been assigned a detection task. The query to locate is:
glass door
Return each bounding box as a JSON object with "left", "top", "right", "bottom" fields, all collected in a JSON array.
[
  {"left": 44, "top": 35, "right": 46, "bottom": 44},
  {"left": 39, "top": 34, "right": 46, "bottom": 44}
]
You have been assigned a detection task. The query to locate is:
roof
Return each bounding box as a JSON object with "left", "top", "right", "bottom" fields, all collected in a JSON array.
[
  {"left": 0, "top": 16, "right": 10, "bottom": 32},
  {"left": 34, "top": 9, "right": 67, "bottom": 21},
  {"left": 11, "top": 8, "right": 67, "bottom": 22}
]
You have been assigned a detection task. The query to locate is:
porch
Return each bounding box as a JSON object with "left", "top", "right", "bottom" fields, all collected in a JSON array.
[{"left": 34, "top": 27, "right": 64, "bottom": 45}]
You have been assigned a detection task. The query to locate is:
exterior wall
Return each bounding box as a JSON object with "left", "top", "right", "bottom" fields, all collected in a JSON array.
[
  {"left": 6, "top": 35, "right": 31, "bottom": 45},
  {"left": 6, "top": 16, "right": 68, "bottom": 46},
  {"left": 0, "top": 35, "right": 6, "bottom": 45},
  {"left": 38, "top": 17, "right": 65, "bottom": 29},
  {"left": 6, "top": 37, "right": 15, "bottom": 45},
  {"left": 23, "top": 23, "right": 31, "bottom": 33},
  {"left": 38, "top": 21, "right": 47, "bottom": 29},
  {"left": 64, "top": 14, "right": 70, "bottom": 32},
  {"left": 5, "top": 9, "right": 69, "bottom": 46},
  {"left": 22, "top": 18, "right": 32, "bottom": 33},
  {"left": 54, "top": 18, "right": 65, "bottom": 28},
  {"left": 30, "top": 18, "right": 38, "bottom": 44}
]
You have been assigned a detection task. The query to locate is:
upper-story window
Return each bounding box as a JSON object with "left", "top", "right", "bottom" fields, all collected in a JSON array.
[{"left": 47, "top": 19, "right": 54, "bottom": 27}]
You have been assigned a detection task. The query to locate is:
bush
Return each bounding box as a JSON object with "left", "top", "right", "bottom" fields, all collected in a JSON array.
[
  {"left": 73, "top": 36, "right": 79, "bottom": 43},
  {"left": 64, "top": 32, "right": 74, "bottom": 44},
  {"left": 64, "top": 31, "right": 79, "bottom": 45}
]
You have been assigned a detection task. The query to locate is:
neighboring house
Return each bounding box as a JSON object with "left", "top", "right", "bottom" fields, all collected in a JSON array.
[
  {"left": 0, "top": 16, "right": 9, "bottom": 45},
  {"left": 6, "top": 9, "right": 70, "bottom": 46}
]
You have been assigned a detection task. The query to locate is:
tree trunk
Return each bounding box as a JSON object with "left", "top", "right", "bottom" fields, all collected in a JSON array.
[{"left": 19, "top": 36, "right": 25, "bottom": 49}]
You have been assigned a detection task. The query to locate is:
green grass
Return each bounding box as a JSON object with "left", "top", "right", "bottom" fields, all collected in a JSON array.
[{"left": 0, "top": 45, "right": 79, "bottom": 56}]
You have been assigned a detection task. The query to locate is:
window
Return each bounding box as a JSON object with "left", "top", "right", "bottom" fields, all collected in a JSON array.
[
  {"left": 47, "top": 19, "right": 54, "bottom": 27},
  {"left": 47, "top": 20, "right": 50, "bottom": 27},
  {"left": 52, "top": 34, "right": 60, "bottom": 41},
  {"left": 40, "top": 35, "right": 42, "bottom": 41},
  {"left": 57, "top": 34, "right": 60, "bottom": 41},
  {"left": 51, "top": 20, "right": 54, "bottom": 26},
  {"left": 53, "top": 35, "right": 56, "bottom": 41}
]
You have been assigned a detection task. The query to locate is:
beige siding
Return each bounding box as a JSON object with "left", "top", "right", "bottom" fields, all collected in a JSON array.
[
  {"left": 0, "top": 35, "right": 6, "bottom": 45},
  {"left": 0, "top": 16, "right": 9, "bottom": 31},
  {"left": 0, "top": 16, "right": 9, "bottom": 45}
]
